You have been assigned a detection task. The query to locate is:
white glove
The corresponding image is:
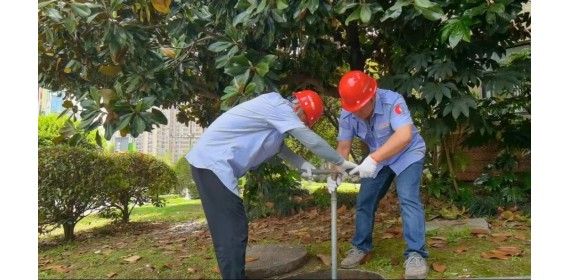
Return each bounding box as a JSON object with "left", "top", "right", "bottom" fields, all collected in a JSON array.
[
  {"left": 349, "top": 155, "right": 379, "bottom": 178},
  {"left": 335, "top": 160, "right": 359, "bottom": 177},
  {"left": 300, "top": 161, "right": 316, "bottom": 178},
  {"left": 326, "top": 175, "right": 342, "bottom": 193}
]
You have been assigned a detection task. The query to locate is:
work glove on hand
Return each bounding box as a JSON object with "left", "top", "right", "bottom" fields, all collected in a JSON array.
[
  {"left": 349, "top": 155, "right": 379, "bottom": 178},
  {"left": 326, "top": 175, "right": 342, "bottom": 194},
  {"left": 335, "top": 160, "right": 359, "bottom": 177},
  {"left": 300, "top": 161, "right": 317, "bottom": 178}
]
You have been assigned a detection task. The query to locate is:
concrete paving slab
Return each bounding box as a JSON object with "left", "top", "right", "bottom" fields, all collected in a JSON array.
[
  {"left": 426, "top": 218, "right": 491, "bottom": 234},
  {"left": 245, "top": 243, "right": 308, "bottom": 279}
]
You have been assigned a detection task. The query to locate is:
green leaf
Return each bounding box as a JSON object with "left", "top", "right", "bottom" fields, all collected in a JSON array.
[
  {"left": 464, "top": 3, "right": 487, "bottom": 17},
  {"left": 86, "top": 12, "right": 101, "bottom": 23},
  {"left": 360, "top": 4, "right": 372, "bottom": 23},
  {"left": 38, "top": 0, "right": 57, "bottom": 9},
  {"left": 380, "top": 0, "right": 412, "bottom": 22},
  {"left": 62, "top": 100, "right": 74, "bottom": 109},
  {"left": 89, "top": 87, "right": 100, "bottom": 103},
  {"left": 116, "top": 113, "right": 134, "bottom": 130},
  {"left": 271, "top": 9, "right": 286, "bottom": 22},
  {"left": 459, "top": 100, "right": 470, "bottom": 117},
  {"left": 131, "top": 115, "right": 146, "bottom": 137},
  {"left": 69, "top": 133, "right": 83, "bottom": 146},
  {"left": 138, "top": 97, "right": 156, "bottom": 112},
  {"left": 345, "top": 6, "right": 362, "bottom": 25},
  {"left": 116, "top": 113, "right": 134, "bottom": 131},
  {"left": 95, "top": 131, "right": 102, "bottom": 147},
  {"left": 443, "top": 103, "right": 452, "bottom": 116},
  {"left": 46, "top": 8, "right": 63, "bottom": 22},
  {"left": 208, "top": 41, "right": 233, "bottom": 53},
  {"left": 70, "top": 3, "right": 91, "bottom": 18},
  {"left": 277, "top": 0, "right": 288, "bottom": 10},
  {"left": 489, "top": 3, "right": 505, "bottom": 14},
  {"left": 334, "top": 2, "right": 358, "bottom": 14},
  {"left": 63, "top": 18, "right": 77, "bottom": 34},
  {"left": 441, "top": 17, "right": 473, "bottom": 48},
  {"left": 233, "top": 10, "right": 251, "bottom": 26},
  {"left": 80, "top": 99, "right": 98, "bottom": 111},
  {"left": 60, "top": 120, "right": 76, "bottom": 138},
  {"left": 427, "top": 60, "right": 457, "bottom": 80},
  {"left": 452, "top": 103, "right": 461, "bottom": 119},
  {"left": 151, "top": 108, "right": 168, "bottom": 125},
  {"left": 224, "top": 54, "right": 250, "bottom": 76},
  {"left": 307, "top": 0, "right": 319, "bottom": 14},
  {"left": 415, "top": 5, "right": 444, "bottom": 21},
  {"left": 221, "top": 87, "right": 239, "bottom": 100},
  {"left": 103, "top": 122, "right": 115, "bottom": 140},
  {"left": 485, "top": 11, "right": 496, "bottom": 24},
  {"left": 255, "top": 62, "right": 269, "bottom": 77},
  {"left": 244, "top": 83, "right": 256, "bottom": 95},
  {"left": 257, "top": 0, "right": 268, "bottom": 13}
]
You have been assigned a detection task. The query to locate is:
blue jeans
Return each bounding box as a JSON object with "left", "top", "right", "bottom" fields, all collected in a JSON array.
[{"left": 351, "top": 158, "right": 428, "bottom": 258}]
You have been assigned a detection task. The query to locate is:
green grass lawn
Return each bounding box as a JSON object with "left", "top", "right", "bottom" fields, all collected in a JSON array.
[{"left": 39, "top": 187, "right": 531, "bottom": 279}]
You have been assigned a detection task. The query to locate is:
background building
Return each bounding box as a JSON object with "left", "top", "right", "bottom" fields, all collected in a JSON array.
[
  {"left": 112, "top": 108, "right": 204, "bottom": 164},
  {"left": 38, "top": 88, "right": 65, "bottom": 116}
]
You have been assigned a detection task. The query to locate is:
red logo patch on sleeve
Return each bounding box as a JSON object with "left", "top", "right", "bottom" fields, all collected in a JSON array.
[{"left": 394, "top": 104, "right": 402, "bottom": 115}]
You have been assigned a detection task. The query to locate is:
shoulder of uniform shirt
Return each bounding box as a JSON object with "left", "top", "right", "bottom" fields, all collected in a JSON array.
[
  {"left": 377, "top": 89, "right": 402, "bottom": 104},
  {"left": 340, "top": 109, "right": 353, "bottom": 119}
]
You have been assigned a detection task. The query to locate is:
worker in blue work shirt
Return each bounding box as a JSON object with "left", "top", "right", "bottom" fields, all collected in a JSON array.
[
  {"left": 330, "top": 71, "right": 428, "bottom": 279},
  {"left": 186, "top": 90, "right": 358, "bottom": 279}
]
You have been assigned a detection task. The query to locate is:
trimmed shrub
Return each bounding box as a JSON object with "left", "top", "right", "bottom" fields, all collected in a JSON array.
[
  {"left": 173, "top": 156, "right": 199, "bottom": 198},
  {"left": 38, "top": 146, "right": 110, "bottom": 241},
  {"left": 99, "top": 152, "right": 178, "bottom": 223}
]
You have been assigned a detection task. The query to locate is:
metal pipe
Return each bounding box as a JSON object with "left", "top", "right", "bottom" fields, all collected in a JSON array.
[{"left": 331, "top": 189, "right": 337, "bottom": 280}]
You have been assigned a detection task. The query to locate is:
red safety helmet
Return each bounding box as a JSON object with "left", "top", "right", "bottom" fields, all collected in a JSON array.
[
  {"left": 338, "top": 70, "right": 377, "bottom": 112},
  {"left": 293, "top": 90, "right": 323, "bottom": 127}
]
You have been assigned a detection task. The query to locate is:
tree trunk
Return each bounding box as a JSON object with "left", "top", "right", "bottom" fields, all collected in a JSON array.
[
  {"left": 63, "top": 222, "right": 75, "bottom": 241},
  {"left": 122, "top": 204, "right": 130, "bottom": 223},
  {"left": 346, "top": 22, "right": 364, "bottom": 70},
  {"left": 442, "top": 137, "right": 459, "bottom": 194}
]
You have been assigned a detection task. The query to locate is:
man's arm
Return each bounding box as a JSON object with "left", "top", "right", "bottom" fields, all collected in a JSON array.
[
  {"left": 287, "top": 126, "right": 345, "bottom": 165},
  {"left": 369, "top": 124, "right": 412, "bottom": 163},
  {"left": 277, "top": 144, "right": 308, "bottom": 169}
]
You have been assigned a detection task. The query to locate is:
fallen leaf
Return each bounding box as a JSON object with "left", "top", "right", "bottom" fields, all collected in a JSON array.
[
  {"left": 245, "top": 257, "right": 259, "bottom": 262},
  {"left": 500, "top": 211, "right": 514, "bottom": 220},
  {"left": 496, "top": 246, "right": 523, "bottom": 256},
  {"left": 480, "top": 252, "right": 510, "bottom": 260},
  {"left": 187, "top": 267, "right": 197, "bottom": 273},
  {"left": 432, "top": 263, "right": 447, "bottom": 273},
  {"left": 212, "top": 267, "right": 220, "bottom": 273},
  {"left": 123, "top": 255, "right": 142, "bottom": 263},
  {"left": 107, "top": 272, "right": 117, "bottom": 278},
  {"left": 391, "top": 257, "right": 400, "bottom": 266},
  {"left": 381, "top": 233, "right": 395, "bottom": 239},
  {"left": 427, "top": 239, "right": 448, "bottom": 248},
  {"left": 470, "top": 229, "right": 489, "bottom": 235},
  {"left": 162, "top": 263, "right": 173, "bottom": 269},
  {"left": 45, "top": 265, "right": 70, "bottom": 273},
  {"left": 316, "top": 254, "right": 331, "bottom": 266},
  {"left": 454, "top": 247, "right": 469, "bottom": 254},
  {"left": 489, "top": 235, "right": 509, "bottom": 242},
  {"left": 337, "top": 205, "right": 347, "bottom": 214},
  {"left": 430, "top": 236, "right": 448, "bottom": 241},
  {"left": 264, "top": 201, "right": 274, "bottom": 208},
  {"left": 491, "top": 232, "right": 513, "bottom": 237},
  {"left": 513, "top": 233, "right": 526, "bottom": 240}
]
